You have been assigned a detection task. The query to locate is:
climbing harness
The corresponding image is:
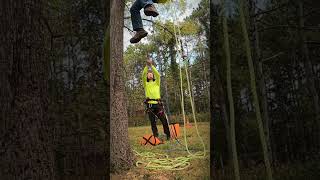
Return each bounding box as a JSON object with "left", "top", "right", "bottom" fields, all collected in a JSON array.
[
  {"left": 143, "top": 98, "right": 164, "bottom": 118},
  {"left": 143, "top": 98, "right": 181, "bottom": 141}
]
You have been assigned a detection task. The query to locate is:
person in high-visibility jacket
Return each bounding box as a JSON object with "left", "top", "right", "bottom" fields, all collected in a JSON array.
[
  {"left": 142, "top": 58, "right": 170, "bottom": 140},
  {"left": 130, "top": 0, "right": 168, "bottom": 44}
]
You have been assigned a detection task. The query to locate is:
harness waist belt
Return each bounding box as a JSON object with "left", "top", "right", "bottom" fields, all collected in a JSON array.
[{"left": 146, "top": 98, "right": 161, "bottom": 101}]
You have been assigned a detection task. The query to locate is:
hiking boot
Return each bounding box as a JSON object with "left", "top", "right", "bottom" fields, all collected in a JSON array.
[
  {"left": 144, "top": 4, "right": 159, "bottom": 17},
  {"left": 130, "top": 29, "right": 148, "bottom": 44}
]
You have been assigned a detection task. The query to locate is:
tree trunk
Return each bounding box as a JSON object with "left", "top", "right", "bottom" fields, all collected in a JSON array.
[
  {"left": 222, "top": 0, "right": 240, "bottom": 179},
  {"left": 239, "top": 0, "right": 273, "bottom": 179},
  {"left": 215, "top": 65, "right": 233, "bottom": 168},
  {"left": 298, "top": 0, "right": 320, "bottom": 146},
  {"left": 0, "top": 0, "right": 55, "bottom": 179},
  {"left": 252, "top": 0, "right": 273, "bottom": 164},
  {"left": 110, "top": 0, "right": 134, "bottom": 172}
]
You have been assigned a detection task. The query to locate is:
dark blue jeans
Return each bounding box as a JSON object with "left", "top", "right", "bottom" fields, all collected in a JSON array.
[{"left": 130, "top": 0, "right": 155, "bottom": 31}]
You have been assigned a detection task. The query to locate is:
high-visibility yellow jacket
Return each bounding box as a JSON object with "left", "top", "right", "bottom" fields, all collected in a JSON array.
[{"left": 142, "top": 65, "right": 161, "bottom": 104}]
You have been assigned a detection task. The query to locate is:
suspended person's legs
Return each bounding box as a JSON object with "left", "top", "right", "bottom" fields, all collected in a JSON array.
[
  {"left": 130, "top": 0, "right": 159, "bottom": 43},
  {"left": 144, "top": 0, "right": 159, "bottom": 17},
  {"left": 148, "top": 105, "right": 159, "bottom": 137}
]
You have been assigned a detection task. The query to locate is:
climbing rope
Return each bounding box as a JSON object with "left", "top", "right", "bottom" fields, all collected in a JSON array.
[
  {"left": 170, "top": 0, "right": 206, "bottom": 158},
  {"left": 133, "top": 149, "right": 207, "bottom": 171},
  {"left": 134, "top": 0, "right": 208, "bottom": 171}
]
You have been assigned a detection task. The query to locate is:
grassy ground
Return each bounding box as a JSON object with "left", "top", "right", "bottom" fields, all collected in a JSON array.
[{"left": 111, "top": 122, "right": 210, "bottom": 180}]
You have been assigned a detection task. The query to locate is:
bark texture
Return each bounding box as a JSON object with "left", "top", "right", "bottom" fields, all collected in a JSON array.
[{"left": 0, "top": 0, "right": 55, "bottom": 179}]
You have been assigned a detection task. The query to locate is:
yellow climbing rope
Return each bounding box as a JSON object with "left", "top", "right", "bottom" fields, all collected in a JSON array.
[
  {"left": 171, "top": 0, "right": 207, "bottom": 158},
  {"left": 134, "top": 0, "right": 208, "bottom": 171},
  {"left": 134, "top": 149, "right": 207, "bottom": 170}
]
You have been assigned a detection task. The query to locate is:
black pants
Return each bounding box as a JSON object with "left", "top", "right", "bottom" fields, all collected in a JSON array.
[{"left": 147, "top": 103, "right": 170, "bottom": 138}]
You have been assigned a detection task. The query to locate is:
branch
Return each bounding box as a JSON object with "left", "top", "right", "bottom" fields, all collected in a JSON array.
[
  {"left": 257, "top": 25, "right": 320, "bottom": 32},
  {"left": 306, "top": 41, "right": 320, "bottom": 45},
  {"left": 261, "top": 52, "right": 284, "bottom": 63},
  {"left": 124, "top": 25, "right": 134, "bottom": 33},
  {"left": 251, "top": 2, "right": 290, "bottom": 18},
  {"left": 142, "top": 18, "right": 176, "bottom": 37},
  {"left": 124, "top": 16, "right": 176, "bottom": 37}
]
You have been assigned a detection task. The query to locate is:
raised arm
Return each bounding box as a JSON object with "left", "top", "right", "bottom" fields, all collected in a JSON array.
[
  {"left": 151, "top": 65, "right": 160, "bottom": 86},
  {"left": 142, "top": 65, "right": 148, "bottom": 88}
]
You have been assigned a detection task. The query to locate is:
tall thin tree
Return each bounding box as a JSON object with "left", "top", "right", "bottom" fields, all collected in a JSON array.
[
  {"left": 297, "top": 0, "right": 320, "bottom": 141},
  {"left": 238, "top": 0, "right": 273, "bottom": 179},
  {"left": 222, "top": 0, "right": 240, "bottom": 179},
  {"left": 251, "top": 0, "right": 273, "bottom": 163}
]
